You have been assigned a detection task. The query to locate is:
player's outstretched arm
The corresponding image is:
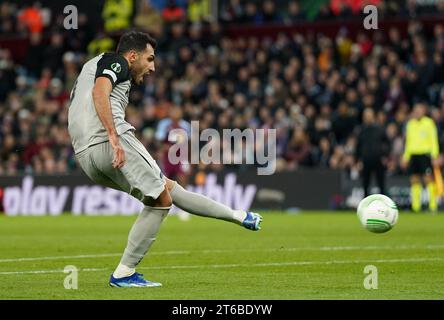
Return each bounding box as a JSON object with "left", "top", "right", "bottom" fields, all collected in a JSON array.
[{"left": 92, "top": 77, "right": 125, "bottom": 168}]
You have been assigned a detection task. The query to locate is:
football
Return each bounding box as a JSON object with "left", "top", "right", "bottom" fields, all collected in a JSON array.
[{"left": 357, "top": 194, "right": 399, "bottom": 233}]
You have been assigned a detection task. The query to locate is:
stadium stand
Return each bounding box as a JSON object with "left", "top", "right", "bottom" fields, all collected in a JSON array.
[{"left": 0, "top": 0, "right": 444, "bottom": 179}]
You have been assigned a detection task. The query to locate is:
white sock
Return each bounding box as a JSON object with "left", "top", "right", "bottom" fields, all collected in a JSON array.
[
  {"left": 233, "top": 210, "right": 247, "bottom": 224},
  {"left": 113, "top": 263, "right": 135, "bottom": 279},
  {"left": 170, "top": 182, "right": 247, "bottom": 225},
  {"left": 119, "top": 206, "right": 169, "bottom": 268}
]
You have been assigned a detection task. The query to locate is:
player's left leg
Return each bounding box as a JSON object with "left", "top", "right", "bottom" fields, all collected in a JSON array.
[
  {"left": 110, "top": 188, "right": 171, "bottom": 288},
  {"left": 104, "top": 131, "right": 172, "bottom": 287},
  {"left": 165, "top": 178, "right": 262, "bottom": 231},
  {"left": 424, "top": 173, "right": 437, "bottom": 212}
]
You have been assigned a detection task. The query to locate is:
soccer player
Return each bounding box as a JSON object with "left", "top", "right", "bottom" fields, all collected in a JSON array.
[
  {"left": 401, "top": 103, "right": 440, "bottom": 212},
  {"left": 67, "top": 31, "right": 262, "bottom": 288}
]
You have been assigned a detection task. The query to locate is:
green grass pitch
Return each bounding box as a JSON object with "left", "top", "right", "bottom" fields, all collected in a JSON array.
[{"left": 0, "top": 211, "right": 443, "bottom": 300}]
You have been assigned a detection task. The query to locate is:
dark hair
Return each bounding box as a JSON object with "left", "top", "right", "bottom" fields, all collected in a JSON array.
[{"left": 116, "top": 31, "right": 157, "bottom": 55}]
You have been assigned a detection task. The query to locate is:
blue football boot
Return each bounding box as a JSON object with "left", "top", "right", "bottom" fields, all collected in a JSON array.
[
  {"left": 242, "top": 211, "right": 263, "bottom": 231},
  {"left": 109, "top": 272, "right": 162, "bottom": 288}
]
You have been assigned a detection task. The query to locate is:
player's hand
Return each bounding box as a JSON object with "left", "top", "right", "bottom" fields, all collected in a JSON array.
[
  {"left": 109, "top": 135, "right": 125, "bottom": 168},
  {"left": 432, "top": 158, "right": 440, "bottom": 168}
]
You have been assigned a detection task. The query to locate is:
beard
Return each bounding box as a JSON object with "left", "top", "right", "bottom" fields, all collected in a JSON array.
[
  {"left": 135, "top": 75, "right": 144, "bottom": 85},
  {"left": 130, "top": 67, "right": 145, "bottom": 85}
]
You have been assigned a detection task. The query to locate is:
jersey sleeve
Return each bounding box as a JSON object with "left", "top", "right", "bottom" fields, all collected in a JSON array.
[{"left": 95, "top": 53, "right": 130, "bottom": 88}]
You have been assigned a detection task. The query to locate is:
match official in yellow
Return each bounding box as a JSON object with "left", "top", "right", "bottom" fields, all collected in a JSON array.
[{"left": 401, "top": 103, "right": 440, "bottom": 212}]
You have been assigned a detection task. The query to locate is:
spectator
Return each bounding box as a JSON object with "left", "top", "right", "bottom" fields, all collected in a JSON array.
[
  {"left": 134, "top": 0, "right": 164, "bottom": 36},
  {"left": 23, "top": 32, "right": 44, "bottom": 78},
  {"left": 220, "top": 0, "right": 243, "bottom": 24},
  {"left": 355, "top": 108, "right": 390, "bottom": 196},
  {"left": 162, "top": 0, "right": 186, "bottom": 23},
  {"left": 87, "top": 32, "right": 116, "bottom": 58},
  {"left": 0, "top": 49, "right": 16, "bottom": 103},
  {"left": 260, "top": 1, "right": 282, "bottom": 24},
  {"left": 43, "top": 32, "right": 65, "bottom": 76},
  {"left": 102, "top": 0, "right": 134, "bottom": 32},
  {"left": 0, "top": 2, "right": 17, "bottom": 35},
  {"left": 61, "top": 52, "right": 80, "bottom": 93},
  {"left": 313, "top": 137, "right": 332, "bottom": 168},
  {"left": 188, "top": 0, "right": 211, "bottom": 24},
  {"left": 285, "top": 1, "right": 305, "bottom": 24},
  {"left": 285, "top": 128, "right": 312, "bottom": 169},
  {"left": 18, "top": 2, "right": 43, "bottom": 34},
  {"left": 332, "top": 102, "right": 357, "bottom": 144},
  {"left": 242, "top": 2, "right": 261, "bottom": 25}
]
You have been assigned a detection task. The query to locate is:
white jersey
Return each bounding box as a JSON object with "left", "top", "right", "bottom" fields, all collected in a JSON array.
[{"left": 68, "top": 52, "right": 135, "bottom": 154}]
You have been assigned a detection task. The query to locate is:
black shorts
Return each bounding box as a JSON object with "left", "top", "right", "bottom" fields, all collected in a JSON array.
[{"left": 408, "top": 154, "right": 433, "bottom": 175}]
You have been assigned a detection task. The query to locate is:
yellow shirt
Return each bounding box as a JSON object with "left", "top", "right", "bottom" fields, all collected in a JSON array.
[
  {"left": 102, "top": 0, "right": 133, "bottom": 32},
  {"left": 188, "top": 0, "right": 210, "bottom": 23},
  {"left": 403, "top": 116, "right": 439, "bottom": 161}
]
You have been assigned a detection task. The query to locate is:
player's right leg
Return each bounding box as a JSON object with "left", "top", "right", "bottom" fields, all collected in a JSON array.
[
  {"left": 165, "top": 178, "right": 262, "bottom": 231},
  {"left": 410, "top": 174, "right": 422, "bottom": 212}
]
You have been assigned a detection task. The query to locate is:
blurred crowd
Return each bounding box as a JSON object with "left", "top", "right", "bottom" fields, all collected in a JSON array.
[
  {"left": 220, "top": 0, "right": 444, "bottom": 25},
  {"left": 3, "top": 0, "right": 444, "bottom": 36},
  {"left": 1, "top": 0, "right": 444, "bottom": 177}
]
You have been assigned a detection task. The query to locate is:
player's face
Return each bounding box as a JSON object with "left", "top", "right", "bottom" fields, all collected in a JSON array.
[
  {"left": 131, "top": 45, "right": 155, "bottom": 85},
  {"left": 413, "top": 104, "right": 426, "bottom": 119}
]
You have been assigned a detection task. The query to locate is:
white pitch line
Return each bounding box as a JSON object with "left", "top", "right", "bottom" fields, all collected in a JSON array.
[
  {"left": 0, "top": 268, "right": 107, "bottom": 275},
  {"left": 0, "top": 253, "right": 121, "bottom": 263},
  {"left": 1, "top": 257, "right": 443, "bottom": 276},
  {"left": 0, "top": 250, "right": 191, "bottom": 263},
  {"left": 139, "top": 257, "right": 444, "bottom": 270},
  {"left": 203, "top": 244, "right": 444, "bottom": 254},
  {"left": 1, "top": 244, "right": 444, "bottom": 264}
]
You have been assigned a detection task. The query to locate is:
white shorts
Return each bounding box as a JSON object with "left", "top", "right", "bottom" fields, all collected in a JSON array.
[{"left": 76, "top": 130, "right": 166, "bottom": 203}]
